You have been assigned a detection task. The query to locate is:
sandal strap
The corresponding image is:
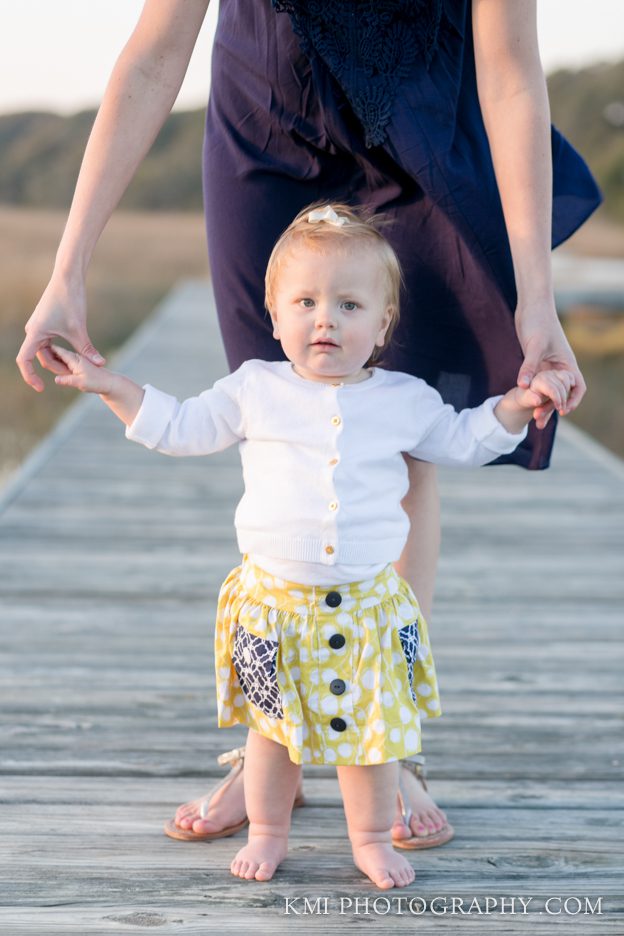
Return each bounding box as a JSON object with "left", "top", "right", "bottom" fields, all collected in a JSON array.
[
  {"left": 398, "top": 755, "right": 428, "bottom": 791},
  {"left": 397, "top": 754, "right": 429, "bottom": 825},
  {"left": 396, "top": 787, "right": 412, "bottom": 826},
  {"left": 199, "top": 748, "right": 246, "bottom": 820},
  {"left": 217, "top": 745, "right": 246, "bottom": 767}
]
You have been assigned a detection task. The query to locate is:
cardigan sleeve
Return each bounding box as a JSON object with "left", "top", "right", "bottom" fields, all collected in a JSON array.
[
  {"left": 125, "top": 366, "right": 247, "bottom": 456},
  {"left": 406, "top": 383, "right": 527, "bottom": 467}
]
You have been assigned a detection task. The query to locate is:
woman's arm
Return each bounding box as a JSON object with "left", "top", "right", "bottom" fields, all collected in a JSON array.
[
  {"left": 16, "top": 0, "right": 210, "bottom": 391},
  {"left": 473, "top": 0, "right": 585, "bottom": 425}
]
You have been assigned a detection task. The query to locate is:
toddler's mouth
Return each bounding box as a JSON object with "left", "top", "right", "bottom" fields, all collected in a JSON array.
[{"left": 312, "top": 338, "right": 339, "bottom": 348}]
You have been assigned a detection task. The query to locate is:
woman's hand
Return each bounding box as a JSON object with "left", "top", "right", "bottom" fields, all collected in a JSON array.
[
  {"left": 16, "top": 273, "right": 105, "bottom": 392},
  {"left": 514, "top": 298, "right": 586, "bottom": 429}
]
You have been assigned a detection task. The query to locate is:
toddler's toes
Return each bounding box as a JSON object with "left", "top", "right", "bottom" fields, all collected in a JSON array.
[
  {"left": 255, "top": 860, "right": 277, "bottom": 881},
  {"left": 243, "top": 860, "right": 260, "bottom": 880},
  {"left": 231, "top": 857, "right": 253, "bottom": 879},
  {"left": 393, "top": 863, "right": 415, "bottom": 888},
  {"left": 230, "top": 836, "right": 287, "bottom": 882},
  {"left": 375, "top": 869, "right": 396, "bottom": 890},
  {"left": 354, "top": 842, "right": 414, "bottom": 890}
]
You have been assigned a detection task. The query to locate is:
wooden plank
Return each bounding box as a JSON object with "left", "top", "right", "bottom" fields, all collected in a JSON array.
[{"left": 0, "top": 280, "right": 623, "bottom": 934}]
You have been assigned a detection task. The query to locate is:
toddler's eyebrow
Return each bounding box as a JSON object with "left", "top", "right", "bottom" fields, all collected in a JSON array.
[{"left": 337, "top": 290, "right": 366, "bottom": 301}]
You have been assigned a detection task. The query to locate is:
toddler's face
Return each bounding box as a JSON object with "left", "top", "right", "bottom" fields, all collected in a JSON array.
[{"left": 269, "top": 242, "right": 392, "bottom": 384}]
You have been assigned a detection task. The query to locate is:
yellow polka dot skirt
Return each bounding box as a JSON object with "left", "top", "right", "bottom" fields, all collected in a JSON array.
[{"left": 214, "top": 559, "right": 441, "bottom": 766}]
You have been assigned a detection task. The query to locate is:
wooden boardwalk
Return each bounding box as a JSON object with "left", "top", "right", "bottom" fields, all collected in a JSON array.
[
  {"left": 1, "top": 281, "right": 622, "bottom": 935},
  {"left": 553, "top": 251, "right": 624, "bottom": 310}
]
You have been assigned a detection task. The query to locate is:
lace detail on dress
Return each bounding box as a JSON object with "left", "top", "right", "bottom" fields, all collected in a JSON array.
[{"left": 273, "top": 0, "right": 443, "bottom": 147}]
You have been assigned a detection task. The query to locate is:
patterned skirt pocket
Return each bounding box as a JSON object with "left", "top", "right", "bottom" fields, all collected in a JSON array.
[
  {"left": 398, "top": 619, "right": 420, "bottom": 704},
  {"left": 232, "top": 625, "right": 284, "bottom": 720}
]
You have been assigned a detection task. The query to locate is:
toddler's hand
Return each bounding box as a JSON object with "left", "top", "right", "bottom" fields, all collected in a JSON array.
[
  {"left": 514, "top": 368, "right": 575, "bottom": 417},
  {"left": 52, "top": 344, "right": 115, "bottom": 395}
]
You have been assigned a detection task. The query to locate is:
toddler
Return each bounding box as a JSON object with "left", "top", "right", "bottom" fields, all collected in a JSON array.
[{"left": 52, "top": 203, "right": 574, "bottom": 889}]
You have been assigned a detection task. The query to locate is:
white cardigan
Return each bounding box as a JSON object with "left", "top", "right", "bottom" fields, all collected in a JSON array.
[{"left": 126, "top": 360, "right": 526, "bottom": 572}]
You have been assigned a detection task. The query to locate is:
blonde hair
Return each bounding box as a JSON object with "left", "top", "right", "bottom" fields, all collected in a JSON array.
[{"left": 265, "top": 202, "right": 403, "bottom": 360}]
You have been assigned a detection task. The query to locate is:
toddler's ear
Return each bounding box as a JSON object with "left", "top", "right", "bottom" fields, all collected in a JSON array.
[
  {"left": 375, "top": 306, "right": 393, "bottom": 347},
  {"left": 270, "top": 313, "right": 280, "bottom": 340}
]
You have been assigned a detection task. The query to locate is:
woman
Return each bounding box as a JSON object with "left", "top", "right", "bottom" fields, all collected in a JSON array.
[{"left": 16, "top": 0, "right": 600, "bottom": 849}]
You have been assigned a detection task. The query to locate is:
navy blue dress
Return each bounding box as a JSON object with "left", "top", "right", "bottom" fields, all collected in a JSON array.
[{"left": 202, "top": 0, "right": 601, "bottom": 469}]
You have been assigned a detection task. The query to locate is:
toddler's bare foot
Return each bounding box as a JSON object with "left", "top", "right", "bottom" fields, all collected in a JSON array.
[
  {"left": 353, "top": 842, "right": 415, "bottom": 889},
  {"left": 230, "top": 833, "right": 288, "bottom": 881}
]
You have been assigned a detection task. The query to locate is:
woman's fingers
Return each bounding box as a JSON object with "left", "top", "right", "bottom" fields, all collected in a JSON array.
[
  {"left": 16, "top": 309, "right": 105, "bottom": 390},
  {"left": 15, "top": 335, "right": 49, "bottom": 392},
  {"left": 516, "top": 348, "right": 541, "bottom": 389},
  {"left": 80, "top": 341, "right": 106, "bottom": 366}
]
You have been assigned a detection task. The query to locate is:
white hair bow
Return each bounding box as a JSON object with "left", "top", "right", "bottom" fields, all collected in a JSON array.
[{"left": 307, "top": 205, "right": 348, "bottom": 226}]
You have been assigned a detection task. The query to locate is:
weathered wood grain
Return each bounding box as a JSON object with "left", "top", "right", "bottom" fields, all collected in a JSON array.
[{"left": 0, "top": 280, "right": 622, "bottom": 934}]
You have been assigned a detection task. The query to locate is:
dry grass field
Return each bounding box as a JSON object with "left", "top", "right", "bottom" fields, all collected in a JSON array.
[
  {"left": 0, "top": 207, "right": 209, "bottom": 484},
  {"left": 1, "top": 207, "right": 623, "bottom": 488},
  {"left": 554, "top": 218, "right": 624, "bottom": 460}
]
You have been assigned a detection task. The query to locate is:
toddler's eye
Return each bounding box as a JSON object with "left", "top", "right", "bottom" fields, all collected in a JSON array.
[
  {"left": 342, "top": 301, "right": 358, "bottom": 311},
  {"left": 300, "top": 298, "right": 315, "bottom": 308}
]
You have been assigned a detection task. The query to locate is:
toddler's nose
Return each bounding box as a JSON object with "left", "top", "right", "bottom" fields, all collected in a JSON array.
[{"left": 314, "top": 305, "right": 337, "bottom": 328}]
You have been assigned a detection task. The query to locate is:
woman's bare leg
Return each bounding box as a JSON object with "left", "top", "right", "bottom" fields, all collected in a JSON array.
[
  {"left": 173, "top": 733, "right": 248, "bottom": 835},
  {"left": 338, "top": 762, "right": 415, "bottom": 889},
  {"left": 392, "top": 457, "right": 449, "bottom": 840}
]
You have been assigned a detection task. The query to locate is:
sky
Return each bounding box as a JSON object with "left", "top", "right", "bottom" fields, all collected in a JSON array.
[{"left": 0, "top": 0, "right": 622, "bottom": 115}]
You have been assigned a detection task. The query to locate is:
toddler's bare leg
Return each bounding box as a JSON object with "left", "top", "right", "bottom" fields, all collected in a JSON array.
[
  {"left": 172, "top": 728, "right": 304, "bottom": 836},
  {"left": 337, "top": 762, "right": 415, "bottom": 889},
  {"left": 230, "top": 730, "right": 300, "bottom": 881}
]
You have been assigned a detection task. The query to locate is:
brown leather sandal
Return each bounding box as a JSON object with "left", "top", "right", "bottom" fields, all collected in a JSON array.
[
  {"left": 392, "top": 756, "right": 454, "bottom": 850},
  {"left": 163, "top": 745, "right": 305, "bottom": 842}
]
